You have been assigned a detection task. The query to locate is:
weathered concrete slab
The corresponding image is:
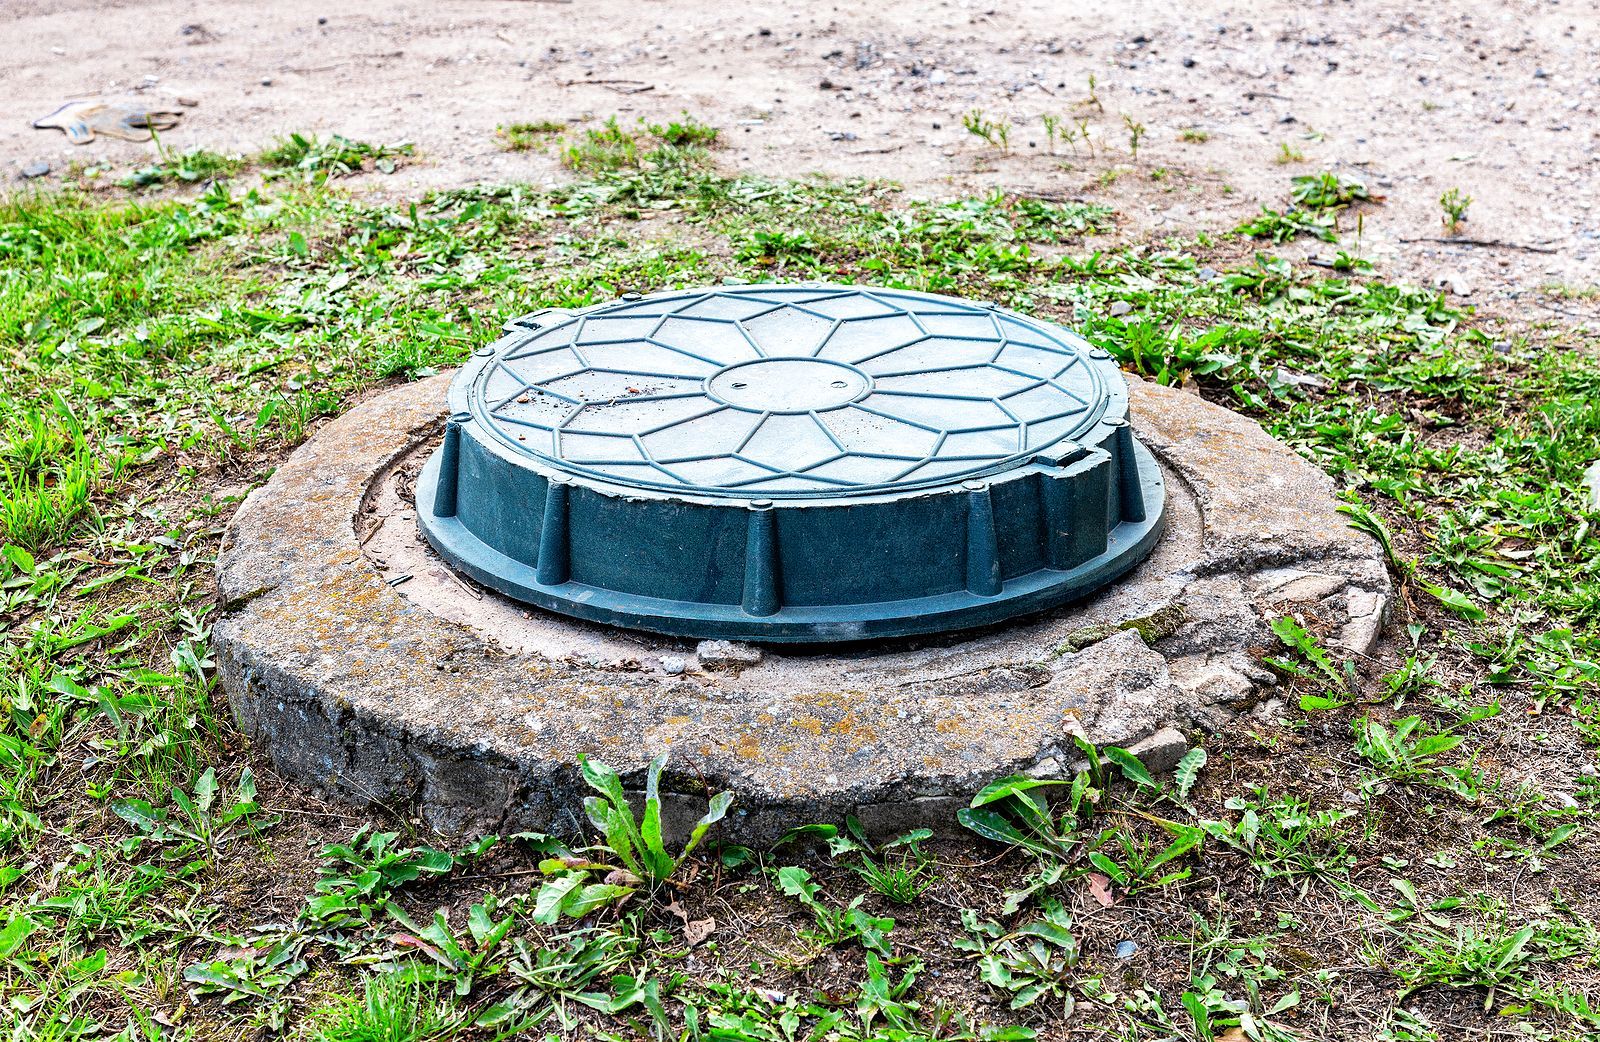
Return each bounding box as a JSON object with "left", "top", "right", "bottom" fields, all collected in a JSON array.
[{"left": 215, "top": 375, "right": 1390, "bottom": 843}]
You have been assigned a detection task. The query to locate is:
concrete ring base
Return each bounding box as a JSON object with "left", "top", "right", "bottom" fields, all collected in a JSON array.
[{"left": 215, "top": 374, "right": 1391, "bottom": 844}]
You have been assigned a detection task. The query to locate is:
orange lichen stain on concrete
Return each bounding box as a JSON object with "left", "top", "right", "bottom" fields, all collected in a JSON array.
[
  {"left": 665, "top": 716, "right": 692, "bottom": 727},
  {"left": 790, "top": 715, "right": 824, "bottom": 734},
  {"left": 733, "top": 733, "right": 761, "bottom": 760},
  {"left": 828, "top": 712, "right": 879, "bottom": 750},
  {"left": 796, "top": 688, "right": 871, "bottom": 710},
  {"left": 342, "top": 584, "right": 385, "bottom": 611}
]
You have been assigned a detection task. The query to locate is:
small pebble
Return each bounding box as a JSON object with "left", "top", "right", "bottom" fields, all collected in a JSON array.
[
  {"left": 1115, "top": 940, "right": 1138, "bottom": 959},
  {"left": 1109, "top": 300, "right": 1133, "bottom": 317},
  {"left": 20, "top": 161, "right": 50, "bottom": 179},
  {"left": 659, "top": 656, "right": 687, "bottom": 676}
]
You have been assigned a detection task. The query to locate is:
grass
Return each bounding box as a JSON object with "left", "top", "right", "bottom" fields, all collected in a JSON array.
[
  {"left": 307, "top": 974, "right": 460, "bottom": 1042},
  {"left": 1440, "top": 187, "right": 1472, "bottom": 235},
  {"left": 0, "top": 427, "right": 96, "bottom": 551},
  {"left": 963, "top": 109, "right": 1012, "bottom": 153},
  {"left": 261, "top": 133, "right": 412, "bottom": 180},
  {"left": 0, "top": 122, "right": 1598, "bottom": 1042},
  {"left": 1237, "top": 170, "right": 1379, "bottom": 245},
  {"left": 496, "top": 120, "right": 566, "bottom": 151},
  {"left": 1290, "top": 171, "right": 1371, "bottom": 210},
  {"left": 1123, "top": 115, "right": 1146, "bottom": 160},
  {"left": 119, "top": 145, "right": 244, "bottom": 189},
  {"left": 560, "top": 114, "right": 718, "bottom": 173}
]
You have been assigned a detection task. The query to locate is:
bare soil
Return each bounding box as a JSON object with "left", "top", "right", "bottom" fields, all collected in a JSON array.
[
  {"left": 5, "top": 0, "right": 1598, "bottom": 314},
  {"left": 6, "top": 9, "right": 1600, "bottom": 1038}
]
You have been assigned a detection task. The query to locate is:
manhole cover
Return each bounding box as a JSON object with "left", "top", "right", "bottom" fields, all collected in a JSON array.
[{"left": 416, "top": 284, "right": 1166, "bottom": 641}]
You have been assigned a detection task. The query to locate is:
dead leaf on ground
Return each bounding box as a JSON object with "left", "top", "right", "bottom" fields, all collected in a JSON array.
[
  {"left": 389, "top": 932, "right": 446, "bottom": 963},
  {"left": 685, "top": 917, "right": 715, "bottom": 945}
]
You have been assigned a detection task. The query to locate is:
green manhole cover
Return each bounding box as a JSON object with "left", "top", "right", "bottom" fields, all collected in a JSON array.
[{"left": 416, "top": 284, "right": 1166, "bottom": 641}]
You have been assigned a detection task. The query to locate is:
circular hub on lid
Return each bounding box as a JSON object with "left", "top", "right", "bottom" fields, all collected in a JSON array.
[
  {"left": 703, "top": 357, "right": 871, "bottom": 413},
  {"left": 416, "top": 284, "right": 1166, "bottom": 642}
]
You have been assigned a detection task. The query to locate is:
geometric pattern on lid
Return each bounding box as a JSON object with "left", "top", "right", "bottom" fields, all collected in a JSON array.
[{"left": 470, "top": 285, "right": 1120, "bottom": 497}]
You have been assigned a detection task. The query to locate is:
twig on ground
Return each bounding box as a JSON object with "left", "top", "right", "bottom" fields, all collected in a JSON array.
[
  {"left": 1399, "top": 236, "right": 1558, "bottom": 254},
  {"left": 560, "top": 79, "right": 655, "bottom": 95},
  {"left": 449, "top": 571, "right": 484, "bottom": 600}
]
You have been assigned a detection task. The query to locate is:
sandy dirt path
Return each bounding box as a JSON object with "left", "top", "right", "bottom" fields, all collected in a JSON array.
[{"left": 5, "top": 0, "right": 1598, "bottom": 309}]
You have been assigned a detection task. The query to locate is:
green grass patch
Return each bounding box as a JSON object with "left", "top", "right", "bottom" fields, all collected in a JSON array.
[
  {"left": 1, "top": 125, "right": 1598, "bottom": 1042},
  {"left": 496, "top": 120, "right": 567, "bottom": 151}
]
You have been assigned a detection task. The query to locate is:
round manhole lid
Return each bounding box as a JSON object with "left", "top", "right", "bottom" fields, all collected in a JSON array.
[
  {"left": 421, "top": 284, "right": 1165, "bottom": 642},
  {"left": 461, "top": 285, "right": 1122, "bottom": 498}
]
